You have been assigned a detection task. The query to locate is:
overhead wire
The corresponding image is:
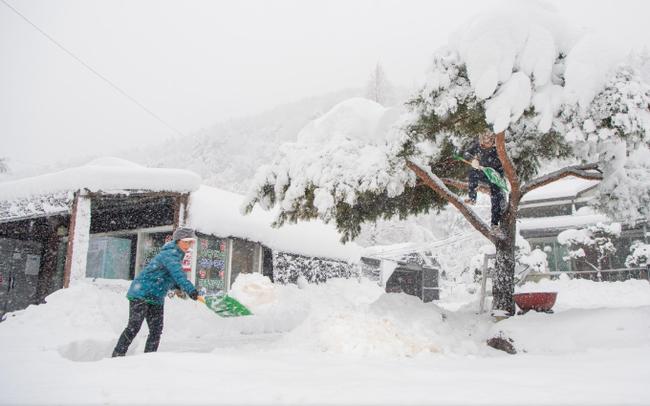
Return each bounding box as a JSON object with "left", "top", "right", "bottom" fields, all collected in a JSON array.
[
  {"left": 0, "top": 0, "right": 185, "bottom": 138},
  {"left": 367, "top": 229, "right": 482, "bottom": 259}
]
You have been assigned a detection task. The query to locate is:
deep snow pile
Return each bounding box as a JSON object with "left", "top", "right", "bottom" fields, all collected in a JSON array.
[
  {"left": 1, "top": 274, "right": 649, "bottom": 361},
  {"left": 1, "top": 275, "right": 649, "bottom": 405}
]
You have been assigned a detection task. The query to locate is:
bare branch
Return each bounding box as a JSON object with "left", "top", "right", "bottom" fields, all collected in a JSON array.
[
  {"left": 521, "top": 163, "right": 603, "bottom": 196},
  {"left": 406, "top": 160, "right": 498, "bottom": 243}
]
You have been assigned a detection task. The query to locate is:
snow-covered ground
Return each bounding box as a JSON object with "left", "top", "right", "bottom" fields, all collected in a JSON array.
[{"left": 1, "top": 274, "right": 649, "bottom": 405}]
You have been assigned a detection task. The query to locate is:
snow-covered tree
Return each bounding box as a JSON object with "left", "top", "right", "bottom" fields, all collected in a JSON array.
[
  {"left": 516, "top": 235, "right": 548, "bottom": 275},
  {"left": 244, "top": 5, "right": 650, "bottom": 316},
  {"left": 365, "top": 62, "right": 395, "bottom": 107},
  {"left": 625, "top": 241, "right": 650, "bottom": 268},
  {"left": 558, "top": 223, "right": 622, "bottom": 274},
  {"left": 0, "top": 157, "right": 9, "bottom": 174}
]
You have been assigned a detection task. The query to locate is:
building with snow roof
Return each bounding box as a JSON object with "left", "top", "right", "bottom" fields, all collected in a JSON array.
[
  {"left": 0, "top": 158, "right": 361, "bottom": 317},
  {"left": 518, "top": 175, "right": 648, "bottom": 276}
]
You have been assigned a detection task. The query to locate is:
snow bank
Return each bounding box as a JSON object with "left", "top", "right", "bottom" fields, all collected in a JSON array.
[
  {"left": 188, "top": 185, "right": 362, "bottom": 262},
  {"left": 2, "top": 276, "right": 648, "bottom": 361},
  {"left": 278, "top": 288, "right": 493, "bottom": 357},
  {"left": 1, "top": 275, "right": 649, "bottom": 404},
  {"left": 0, "top": 157, "right": 202, "bottom": 201}
]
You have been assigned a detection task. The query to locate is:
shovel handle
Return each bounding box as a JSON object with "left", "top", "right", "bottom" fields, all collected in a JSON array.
[
  {"left": 453, "top": 154, "right": 481, "bottom": 169},
  {"left": 197, "top": 296, "right": 206, "bottom": 304}
]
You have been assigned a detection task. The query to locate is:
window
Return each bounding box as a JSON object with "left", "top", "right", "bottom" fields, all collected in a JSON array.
[
  {"left": 86, "top": 236, "right": 132, "bottom": 280},
  {"left": 526, "top": 237, "right": 572, "bottom": 273},
  {"left": 137, "top": 231, "right": 173, "bottom": 276},
  {"left": 230, "top": 239, "right": 261, "bottom": 287}
]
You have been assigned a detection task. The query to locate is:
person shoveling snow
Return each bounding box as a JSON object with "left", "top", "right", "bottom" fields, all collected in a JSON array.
[{"left": 112, "top": 227, "right": 200, "bottom": 357}]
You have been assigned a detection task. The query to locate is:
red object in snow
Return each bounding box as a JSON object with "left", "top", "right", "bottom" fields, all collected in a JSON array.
[{"left": 513, "top": 292, "right": 558, "bottom": 313}]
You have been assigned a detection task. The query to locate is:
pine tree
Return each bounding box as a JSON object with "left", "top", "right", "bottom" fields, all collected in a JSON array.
[
  {"left": 244, "top": 13, "right": 650, "bottom": 317},
  {"left": 0, "top": 157, "right": 9, "bottom": 174},
  {"left": 364, "top": 62, "right": 395, "bottom": 107}
]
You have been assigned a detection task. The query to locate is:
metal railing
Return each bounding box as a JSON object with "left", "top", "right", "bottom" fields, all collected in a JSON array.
[{"left": 521, "top": 267, "right": 650, "bottom": 283}]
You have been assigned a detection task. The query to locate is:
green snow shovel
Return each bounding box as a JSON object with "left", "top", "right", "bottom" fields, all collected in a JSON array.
[
  {"left": 198, "top": 295, "right": 253, "bottom": 317},
  {"left": 453, "top": 153, "right": 509, "bottom": 193}
]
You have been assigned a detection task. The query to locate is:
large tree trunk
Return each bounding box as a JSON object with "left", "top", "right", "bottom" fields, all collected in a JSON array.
[
  {"left": 492, "top": 206, "right": 517, "bottom": 316},
  {"left": 492, "top": 235, "right": 516, "bottom": 316},
  {"left": 406, "top": 153, "right": 602, "bottom": 318}
]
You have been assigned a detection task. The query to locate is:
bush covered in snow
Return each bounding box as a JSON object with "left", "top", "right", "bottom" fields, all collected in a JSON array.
[
  {"left": 625, "top": 241, "right": 650, "bottom": 268},
  {"left": 558, "top": 222, "right": 622, "bottom": 270},
  {"left": 273, "top": 252, "right": 359, "bottom": 284}
]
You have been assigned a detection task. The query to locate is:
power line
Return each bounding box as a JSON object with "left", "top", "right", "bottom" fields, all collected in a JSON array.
[{"left": 0, "top": 0, "right": 185, "bottom": 138}]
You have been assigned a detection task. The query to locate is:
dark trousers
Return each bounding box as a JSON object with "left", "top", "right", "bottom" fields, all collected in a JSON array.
[
  {"left": 112, "top": 299, "right": 164, "bottom": 357},
  {"left": 468, "top": 169, "right": 505, "bottom": 226}
]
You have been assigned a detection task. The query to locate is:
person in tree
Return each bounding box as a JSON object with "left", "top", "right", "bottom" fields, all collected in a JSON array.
[
  {"left": 112, "top": 227, "right": 199, "bottom": 357},
  {"left": 463, "top": 131, "right": 505, "bottom": 227}
]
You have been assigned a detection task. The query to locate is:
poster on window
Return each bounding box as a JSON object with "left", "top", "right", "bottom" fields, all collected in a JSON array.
[
  {"left": 196, "top": 237, "right": 227, "bottom": 297},
  {"left": 140, "top": 232, "right": 173, "bottom": 273}
]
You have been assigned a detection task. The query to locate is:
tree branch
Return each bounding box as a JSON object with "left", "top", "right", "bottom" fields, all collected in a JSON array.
[
  {"left": 441, "top": 178, "right": 490, "bottom": 194},
  {"left": 521, "top": 163, "right": 603, "bottom": 196},
  {"left": 495, "top": 131, "right": 520, "bottom": 202},
  {"left": 493, "top": 131, "right": 521, "bottom": 228},
  {"left": 406, "top": 160, "right": 498, "bottom": 244}
]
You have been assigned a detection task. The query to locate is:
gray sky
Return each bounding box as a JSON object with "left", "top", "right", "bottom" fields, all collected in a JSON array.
[{"left": 1, "top": 0, "right": 649, "bottom": 171}]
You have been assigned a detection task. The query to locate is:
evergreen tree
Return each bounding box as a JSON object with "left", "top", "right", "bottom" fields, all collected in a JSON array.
[
  {"left": 364, "top": 62, "right": 395, "bottom": 106},
  {"left": 244, "top": 10, "right": 650, "bottom": 316},
  {"left": 0, "top": 157, "right": 9, "bottom": 174}
]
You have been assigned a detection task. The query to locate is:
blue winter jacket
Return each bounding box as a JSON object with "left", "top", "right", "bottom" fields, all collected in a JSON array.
[{"left": 127, "top": 242, "right": 197, "bottom": 305}]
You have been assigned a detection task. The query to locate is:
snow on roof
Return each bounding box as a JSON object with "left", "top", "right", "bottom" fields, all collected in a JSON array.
[
  {"left": 518, "top": 211, "right": 609, "bottom": 232},
  {"left": 0, "top": 192, "right": 71, "bottom": 223},
  {"left": 188, "top": 185, "right": 362, "bottom": 262},
  {"left": 0, "top": 157, "right": 201, "bottom": 202},
  {"left": 521, "top": 175, "right": 600, "bottom": 203}
]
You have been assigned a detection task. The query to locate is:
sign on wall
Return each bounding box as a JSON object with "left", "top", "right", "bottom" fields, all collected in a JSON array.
[{"left": 196, "top": 236, "right": 228, "bottom": 297}]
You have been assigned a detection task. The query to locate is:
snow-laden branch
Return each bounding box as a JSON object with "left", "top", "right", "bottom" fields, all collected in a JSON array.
[
  {"left": 406, "top": 160, "right": 498, "bottom": 244},
  {"left": 521, "top": 163, "right": 603, "bottom": 196}
]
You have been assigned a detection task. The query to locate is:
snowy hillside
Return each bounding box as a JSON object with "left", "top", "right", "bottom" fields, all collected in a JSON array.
[
  {"left": 125, "top": 88, "right": 369, "bottom": 193},
  {"left": 1, "top": 275, "right": 649, "bottom": 404},
  {"left": 0, "top": 88, "right": 360, "bottom": 188}
]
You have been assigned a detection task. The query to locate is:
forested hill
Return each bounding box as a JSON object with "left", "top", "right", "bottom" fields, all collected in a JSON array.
[{"left": 120, "top": 88, "right": 364, "bottom": 193}]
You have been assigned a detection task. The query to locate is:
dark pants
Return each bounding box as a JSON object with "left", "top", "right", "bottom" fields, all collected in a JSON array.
[
  {"left": 112, "top": 299, "right": 164, "bottom": 357},
  {"left": 468, "top": 169, "right": 505, "bottom": 226}
]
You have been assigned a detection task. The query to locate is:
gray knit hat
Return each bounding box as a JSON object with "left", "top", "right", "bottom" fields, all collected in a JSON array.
[{"left": 172, "top": 227, "right": 196, "bottom": 241}]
